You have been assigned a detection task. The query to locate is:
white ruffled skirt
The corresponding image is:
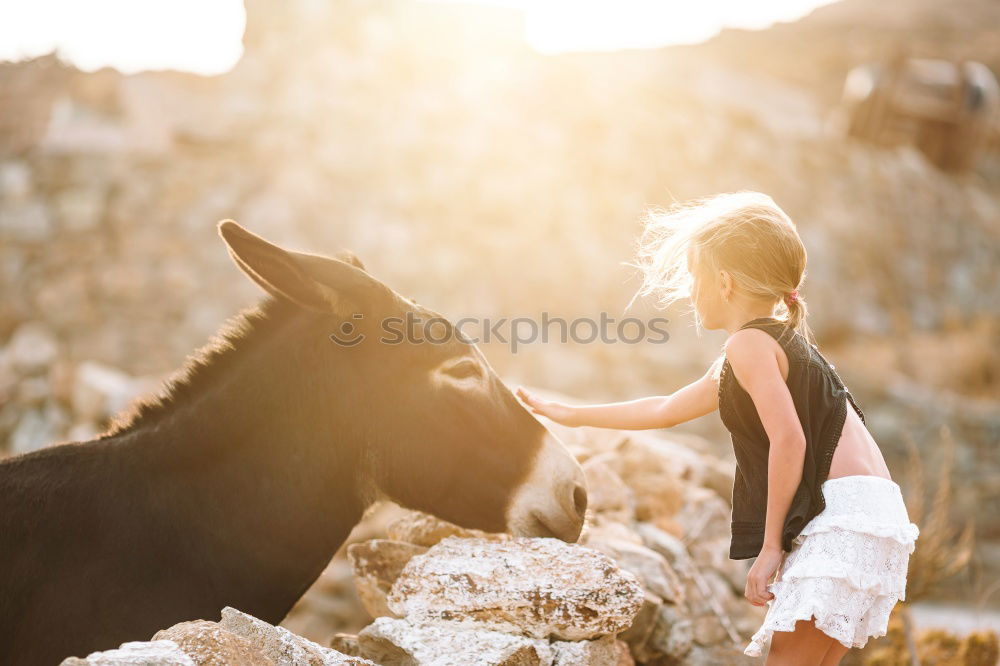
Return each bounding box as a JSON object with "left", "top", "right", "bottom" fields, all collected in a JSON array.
[{"left": 744, "top": 474, "right": 920, "bottom": 657}]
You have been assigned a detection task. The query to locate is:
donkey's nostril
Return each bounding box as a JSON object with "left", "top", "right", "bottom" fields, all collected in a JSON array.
[{"left": 572, "top": 483, "right": 588, "bottom": 518}]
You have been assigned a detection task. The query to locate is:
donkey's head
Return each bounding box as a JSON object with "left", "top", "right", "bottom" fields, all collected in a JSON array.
[{"left": 218, "top": 220, "right": 587, "bottom": 542}]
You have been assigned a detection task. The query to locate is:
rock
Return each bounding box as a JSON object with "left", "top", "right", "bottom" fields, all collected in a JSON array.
[
  {"left": 282, "top": 557, "right": 371, "bottom": 639},
  {"left": 10, "top": 402, "right": 67, "bottom": 454},
  {"left": 578, "top": 536, "right": 684, "bottom": 605},
  {"left": 357, "top": 616, "right": 551, "bottom": 665},
  {"left": 617, "top": 590, "right": 664, "bottom": 663},
  {"left": 152, "top": 620, "right": 274, "bottom": 665},
  {"left": 347, "top": 539, "right": 428, "bottom": 619},
  {"left": 608, "top": 437, "right": 684, "bottom": 530},
  {"left": 329, "top": 634, "right": 363, "bottom": 658},
  {"left": 580, "top": 455, "right": 635, "bottom": 522},
  {"left": 60, "top": 639, "right": 195, "bottom": 665},
  {"left": 219, "top": 606, "right": 376, "bottom": 665},
  {"left": 71, "top": 360, "right": 153, "bottom": 422},
  {"left": 0, "top": 200, "right": 53, "bottom": 242},
  {"left": 0, "top": 349, "right": 16, "bottom": 405},
  {"left": 689, "top": 535, "right": 749, "bottom": 595},
  {"left": 56, "top": 186, "right": 106, "bottom": 231},
  {"left": 646, "top": 603, "right": 694, "bottom": 661},
  {"left": 681, "top": 644, "right": 761, "bottom": 665},
  {"left": 7, "top": 321, "right": 59, "bottom": 373},
  {"left": 387, "top": 536, "right": 644, "bottom": 640},
  {"left": 550, "top": 635, "right": 620, "bottom": 665},
  {"left": 580, "top": 521, "right": 645, "bottom": 547},
  {"left": 618, "top": 590, "right": 663, "bottom": 644},
  {"left": 0, "top": 160, "right": 32, "bottom": 200},
  {"left": 385, "top": 509, "right": 512, "bottom": 547},
  {"left": 691, "top": 614, "right": 728, "bottom": 646},
  {"left": 67, "top": 421, "right": 103, "bottom": 442},
  {"left": 59, "top": 610, "right": 377, "bottom": 666},
  {"left": 633, "top": 523, "right": 690, "bottom": 575},
  {"left": 15, "top": 375, "right": 50, "bottom": 405},
  {"left": 675, "top": 485, "right": 732, "bottom": 545},
  {"left": 48, "top": 357, "right": 76, "bottom": 404},
  {"left": 700, "top": 457, "right": 736, "bottom": 508},
  {"left": 611, "top": 640, "right": 634, "bottom": 666}
]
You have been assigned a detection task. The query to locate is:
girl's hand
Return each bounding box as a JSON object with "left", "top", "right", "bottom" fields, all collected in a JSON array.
[
  {"left": 745, "top": 544, "right": 785, "bottom": 606},
  {"left": 515, "top": 387, "right": 579, "bottom": 427}
]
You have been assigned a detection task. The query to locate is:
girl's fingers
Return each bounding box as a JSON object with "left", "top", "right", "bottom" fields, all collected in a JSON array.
[{"left": 516, "top": 387, "right": 557, "bottom": 418}]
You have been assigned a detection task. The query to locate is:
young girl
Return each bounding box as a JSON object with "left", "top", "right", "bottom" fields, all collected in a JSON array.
[{"left": 516, "top": 191, "right": 919, "bottom": 665}]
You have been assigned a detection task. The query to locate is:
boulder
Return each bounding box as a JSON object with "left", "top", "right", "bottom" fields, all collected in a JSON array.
[
  {"left": 7, "top": 321, "right": 59, "bottom": 373},
  {"left": 385, "top": 509, "right": 512, "bottom": 547},
  {"left": 606, "top": 437, "right": 684, "bottom": 534},
  {"left": 357, "top": 616, "right": 550, "bottom": 665},
  {"left": 347, "top": 539, "right": 428, "bottom": 618},
  {"left": 152, "top": 620, "right": 273, "bottom": 665},
  {"left": 549, "top": 635, "right": 621, "bottom": 665},
  {"left": 328, "top": 634, "right": 363, "bottom": 658},
  {"left": 580, "top": 455, "right": 635, "bottom": 522},
  {"left": 60, "top": 640, "right": 195, "bottom": 665},
  {"left": 611, "top": 640, "right": 635, "bottom": 666},
  {"left": 692, "top": 614, "right": 729, "bottom": 647},
  {"left": 681, "top": 644, "right": 761, "bottom": 665},
  {"left": 71, "top": 359, "right": 154, "bottom": 422},
  {"left": 58, "top": 612, "right": 376, "bottom": 666},
  {"left": 387, "top": 536, "right": 644, "bottom": 640},
  {"left": 578, "top": 536, "right": 684, "bottom": 605},
  {"left": 219, "top": 607, "right": 375, "bottom": 665},
  {"left": 617, "top": 589, "right": 663, "bottom": 658},
  {"left": 633, "top": 522, "right": 690, "bottom": 574},
  {"left": 0, "top": 200, "right": 52, "bottom": 242},
  {"left": 579, "top": 521, "right": 645, "bottom": 547},
  {"left": 699, "top": 456, "right": 736, "bottom": 508},
  {"left": 645, "top": 603, "right": 694, "bottom": 661},
  {"left": 10, "top": 402, "right": 67, "bottom": 454}
]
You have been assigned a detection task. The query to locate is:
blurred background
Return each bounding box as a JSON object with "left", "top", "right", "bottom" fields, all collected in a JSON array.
[{"left": 1, "top": 0, "right": 999, "bottom": 655}]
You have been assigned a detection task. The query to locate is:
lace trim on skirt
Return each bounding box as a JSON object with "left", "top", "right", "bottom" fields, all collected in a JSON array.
[{"left": 743, "top": 475, "right": 919, "bottom": 657}]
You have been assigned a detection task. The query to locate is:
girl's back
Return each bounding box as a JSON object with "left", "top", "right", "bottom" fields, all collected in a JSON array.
[{"left": 720, "top": 316, "right": 890, "bottom": 482}]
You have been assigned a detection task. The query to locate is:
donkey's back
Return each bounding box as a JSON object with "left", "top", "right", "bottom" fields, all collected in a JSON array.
[{"left": 0, "top": 440, "right": 222, "bottom": 665}]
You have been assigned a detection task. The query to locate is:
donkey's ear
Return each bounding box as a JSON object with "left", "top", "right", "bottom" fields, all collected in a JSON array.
[{"left": 217, "top": 220, "right": 361, "bottom": 316}]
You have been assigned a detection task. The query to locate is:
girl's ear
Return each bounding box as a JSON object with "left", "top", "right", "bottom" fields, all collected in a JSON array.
[{"left": 718, "top": 269, "right": 733, "bottom": 301}]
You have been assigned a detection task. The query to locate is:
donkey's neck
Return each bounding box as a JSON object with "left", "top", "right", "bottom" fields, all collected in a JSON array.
[{"left": 112, "top": 298, "right": 366, "bottom": 623}]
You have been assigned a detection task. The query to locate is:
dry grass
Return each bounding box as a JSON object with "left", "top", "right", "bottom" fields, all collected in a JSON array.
[{"left": 900, "top": 424, "right": 976, "bottom": 602}]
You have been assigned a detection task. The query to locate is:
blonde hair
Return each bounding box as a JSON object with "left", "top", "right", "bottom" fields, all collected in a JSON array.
[{"left": 626, "top": 190, "right": 814, "bottom": 349}]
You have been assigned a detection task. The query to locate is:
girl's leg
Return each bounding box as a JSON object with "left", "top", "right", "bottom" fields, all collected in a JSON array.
[
  {"left": 765, "top": 616, "right": 837, "bottom": 666},
  {"left": 819, "top": 640, "right": 851, "bottom": 665}
]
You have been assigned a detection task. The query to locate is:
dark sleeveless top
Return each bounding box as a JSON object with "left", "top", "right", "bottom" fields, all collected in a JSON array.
[{"left": 718, "top": 316, "right": 866, "bottom": 560}]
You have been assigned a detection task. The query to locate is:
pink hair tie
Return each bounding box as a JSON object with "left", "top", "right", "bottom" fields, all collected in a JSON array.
[{"left": 785, "top": 289, "right": 799, "bottom": 304}]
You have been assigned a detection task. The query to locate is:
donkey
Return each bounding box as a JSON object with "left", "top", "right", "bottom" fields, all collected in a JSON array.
[{"left": 0, "top": 220, "right": 588, "bottom": 666}]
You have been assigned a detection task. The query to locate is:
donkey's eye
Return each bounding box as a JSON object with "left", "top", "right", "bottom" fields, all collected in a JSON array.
[{"left": 444, "top": 359, "right": 482, "bottom": 380}]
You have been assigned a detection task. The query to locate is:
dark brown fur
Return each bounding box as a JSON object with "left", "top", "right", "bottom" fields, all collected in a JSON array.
[{"left": 0, "top": 222, "right": 574, "bottom": 665}]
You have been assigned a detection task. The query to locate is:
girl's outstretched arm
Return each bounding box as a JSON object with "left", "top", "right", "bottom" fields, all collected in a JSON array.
[{"left": 515, "top": 365, "right": 720, "bottom": 430}]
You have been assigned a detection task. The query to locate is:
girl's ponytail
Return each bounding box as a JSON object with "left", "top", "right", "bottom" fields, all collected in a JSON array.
[{"left": 783, "top": 288, "right": 811, "bottom": 343}]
